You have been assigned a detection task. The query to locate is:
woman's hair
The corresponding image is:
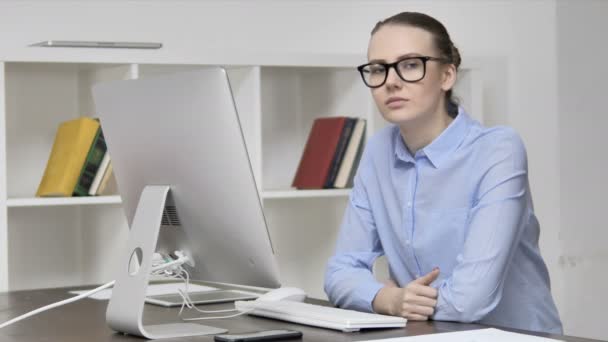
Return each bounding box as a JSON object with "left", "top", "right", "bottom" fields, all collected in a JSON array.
[{"left": 372, "top": 12, "right": 461, "bottom": 118}]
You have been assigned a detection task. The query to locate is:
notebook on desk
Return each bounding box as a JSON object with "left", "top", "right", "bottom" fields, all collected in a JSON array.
[{"left": 357, "top": 328, "right": 564, "bottom": 341}]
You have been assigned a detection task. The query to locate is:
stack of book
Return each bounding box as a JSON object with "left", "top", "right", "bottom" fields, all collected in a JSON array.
[
  {"left": 292, "top": 116, "right": 366, "bottom": 190},
  {"left": 36, "top": 116, "right": 116, "bottom": 197}
]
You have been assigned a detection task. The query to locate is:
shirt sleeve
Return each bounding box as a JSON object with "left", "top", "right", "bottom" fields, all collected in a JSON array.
[
  {"left": 432, "top": 130, "right": 531, "bottom": 323},
  {"left": 324, "top": 159, "right": 384, "bottom": 313}
]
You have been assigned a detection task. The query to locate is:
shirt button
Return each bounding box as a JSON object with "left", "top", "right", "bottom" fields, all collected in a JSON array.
[
  {"left": 405, "top": 240, "right": 410, "bottom": 245},
  {"left": 407, "top": 201, "right": 412, "bottom": 208}
]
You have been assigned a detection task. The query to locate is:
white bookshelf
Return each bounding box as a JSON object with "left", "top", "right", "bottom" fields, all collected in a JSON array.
[
  {"left": 0, "top": 56, "right": 482, "bottom": 299},
  {"left": 6, "top": 196, "right": 122, "bottom": 207}
]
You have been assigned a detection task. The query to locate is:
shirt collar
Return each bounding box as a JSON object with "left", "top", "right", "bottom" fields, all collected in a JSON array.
[
  {"left": 393, "top": 107, "right": 472, "bottom": 168},
  {"left": 393, "top": 127, "right": 415, "bottom": 164}
]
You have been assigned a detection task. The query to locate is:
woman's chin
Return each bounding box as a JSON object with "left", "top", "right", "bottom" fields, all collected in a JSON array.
[{"left": 381, "top": 109, "right": 421, "bottom": 125}]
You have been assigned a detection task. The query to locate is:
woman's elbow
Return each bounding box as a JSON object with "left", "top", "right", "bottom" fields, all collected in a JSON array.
[{"left": 452, "top": 294, "right": 501, "bottom": 323}]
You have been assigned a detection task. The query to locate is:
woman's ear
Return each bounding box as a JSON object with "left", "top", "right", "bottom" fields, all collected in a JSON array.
[{"left": 440, "top": 64, "right": 457, "bottom": 92}]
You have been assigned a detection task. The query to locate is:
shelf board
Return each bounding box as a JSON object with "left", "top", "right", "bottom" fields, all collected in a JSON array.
[
  {"left": 7, "top": 191, "right": 349, "bottom": 205},
  {"left": 3, "top": 52, "right": 367, "bottom": 68},
  {"left": 6, "top": 195, "right": 122, "bottom": 207},
  {"left": 261, "top": 189, "right": 351, "bottom": 199}
]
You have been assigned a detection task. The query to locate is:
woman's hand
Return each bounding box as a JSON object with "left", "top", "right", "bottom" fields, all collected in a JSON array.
[{"left": 372, "top": 268, "right": 439, "bottom": 321}]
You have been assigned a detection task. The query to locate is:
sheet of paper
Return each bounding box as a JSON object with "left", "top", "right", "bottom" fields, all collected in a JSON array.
[
  {"left": 359, "top": 328, "right": 564, "bottom": 342},
  {"left": 69, "top": 283, "right": 218, "bottom": 300}
]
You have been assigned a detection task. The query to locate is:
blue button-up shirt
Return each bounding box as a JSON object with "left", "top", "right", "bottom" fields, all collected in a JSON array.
[{"left": 324, "top": 108, "right": 562, "bottom": 334}]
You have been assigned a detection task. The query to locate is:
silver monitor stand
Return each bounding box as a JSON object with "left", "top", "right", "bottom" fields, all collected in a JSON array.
[{"left": 106, "top": 186, "right": 227, "bottom": 339}]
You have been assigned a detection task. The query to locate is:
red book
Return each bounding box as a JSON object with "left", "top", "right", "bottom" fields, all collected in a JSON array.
[{"left": 292, "top": 117, "right": 347, "bottom": 189}]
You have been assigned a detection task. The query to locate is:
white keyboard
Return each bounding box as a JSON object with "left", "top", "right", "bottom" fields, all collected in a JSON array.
[{"left": 235, "top": 300, "right": 406, "bottom": 332}]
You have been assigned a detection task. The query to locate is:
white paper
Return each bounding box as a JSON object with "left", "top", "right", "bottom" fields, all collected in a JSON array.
[
  {"left": 359, "top": 328, "right": 564, "bottom": 342},
  {"left": 69, "top": 283, "right": 218, "bottom": 300}
]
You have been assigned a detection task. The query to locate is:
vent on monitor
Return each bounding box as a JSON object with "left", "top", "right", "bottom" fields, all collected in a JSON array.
[{"left": 162, "top": 205, "right": 181, "bottom": 226}]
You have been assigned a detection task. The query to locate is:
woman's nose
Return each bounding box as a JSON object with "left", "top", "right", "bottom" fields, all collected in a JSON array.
[{"left": 384, "top": 66, "right": 402, "bottom": 89}]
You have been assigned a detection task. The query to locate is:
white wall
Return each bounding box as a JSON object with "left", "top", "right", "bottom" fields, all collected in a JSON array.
[
  {"left": 0, "top": 0, "right": 571, "bottom": 336},
  {"left": 557, "top": 1, "right": 608, "bottom": 340}
]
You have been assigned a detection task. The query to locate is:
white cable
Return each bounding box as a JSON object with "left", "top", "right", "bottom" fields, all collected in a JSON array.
[
  {"left": 175, "top": 267, "right": 238, "bottom": 314},
  {"left": 150, "top": 256, "right": 188, "bottom": 273},
  {"left": 0, "top": 255, "right": 189, "bottom": 330},
  {"left": 0, "top": 280, "right": 115, "bottom": 329},
  {"left": 181, "top": 309, "right": 254, "bottom": 321},
  {"left": 177, "top": 289, "right": 239, "bottom": 314}
]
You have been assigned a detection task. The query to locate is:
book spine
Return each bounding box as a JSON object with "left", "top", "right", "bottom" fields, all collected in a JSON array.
[
  {"left": 73, "top": 128, "right": 107, "bottom": 196},
  {"left": 96, "top": 161, "right": 114, "bottom": 195},
  {"left": 324, "top": 118, "right": 356, "bottom": 188},
  {"left": 88, "top": 152, "right": 110, "bottom": 195},
  {"left": 292, "top": 117, "right": 347, "bottom": 189},
  {"left": 334, "top": 119, "right": 366, "bottom": 188},
  {"left": 346, "top": 128, "right": 366, "bottom": 188}
]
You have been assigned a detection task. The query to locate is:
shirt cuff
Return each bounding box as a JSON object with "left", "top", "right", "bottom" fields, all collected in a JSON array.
[
  {"left": 431, "top": 280, "right": 449, "bottom": 319},
  {"left": 358, "top": 280, "right": 385, "bottom": 313}
]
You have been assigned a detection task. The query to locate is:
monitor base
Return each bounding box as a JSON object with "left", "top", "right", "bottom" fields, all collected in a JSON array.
[{"left": 106, "top": 186, "right": 227, "bottom": 339}]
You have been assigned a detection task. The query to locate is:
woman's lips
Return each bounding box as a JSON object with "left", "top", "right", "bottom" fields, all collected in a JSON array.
[{"left": 385, "top": 97, "right": 409, "bottom": 109}]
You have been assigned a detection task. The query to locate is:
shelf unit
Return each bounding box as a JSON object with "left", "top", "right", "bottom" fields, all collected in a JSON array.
[{"left": 0, "top": 56, "right": 481, "bottom": 299}]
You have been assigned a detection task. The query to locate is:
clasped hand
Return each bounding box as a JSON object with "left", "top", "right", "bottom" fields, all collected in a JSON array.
[{"left": 372, "top": 268, "right": 440, "bottom": 321}]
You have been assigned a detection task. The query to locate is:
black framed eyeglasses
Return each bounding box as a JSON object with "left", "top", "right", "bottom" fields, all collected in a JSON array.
[{"left": 357, "top": 56, "right": 449, "bottom": 88}]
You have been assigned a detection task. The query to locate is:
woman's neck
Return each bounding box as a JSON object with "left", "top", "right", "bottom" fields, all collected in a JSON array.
[{"left": 399, "top": 106, "right": 454, "bottom": 155}]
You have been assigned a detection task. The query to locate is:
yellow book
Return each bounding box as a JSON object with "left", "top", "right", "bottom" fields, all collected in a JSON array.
[{"left": 36, "top": 117, "right": 101, "bottom": 197}]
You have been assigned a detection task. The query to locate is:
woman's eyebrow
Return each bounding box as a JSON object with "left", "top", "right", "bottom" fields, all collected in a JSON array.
[{"left": 368, "top": 52, "right": 425, "bottom": 64}]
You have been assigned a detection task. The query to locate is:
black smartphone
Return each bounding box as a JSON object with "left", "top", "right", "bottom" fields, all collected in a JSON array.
[{"left": 214, "top": 329, "right": 302, "bottom": 342}]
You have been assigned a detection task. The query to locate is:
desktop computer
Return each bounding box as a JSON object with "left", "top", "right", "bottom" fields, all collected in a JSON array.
[
  {"left": 92, "top": 67, "right": 281, "bottom": 339},
  {"left": 92, "top": 67, "right": 406, "bottom": 339}
]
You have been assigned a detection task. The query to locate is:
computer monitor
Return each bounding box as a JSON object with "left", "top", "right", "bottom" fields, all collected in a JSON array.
[{"left": 92, "top": 67, "right": 281, "bottom": 339}]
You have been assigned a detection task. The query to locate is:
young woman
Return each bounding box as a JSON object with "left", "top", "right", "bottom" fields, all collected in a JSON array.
[{"left": 324, "top": 12, "right": 562, "bottom": 334}]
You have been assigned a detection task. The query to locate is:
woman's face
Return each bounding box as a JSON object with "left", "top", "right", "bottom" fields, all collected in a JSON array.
[{"left": 367, "top": 25, "right": 453, "bottom": 125}]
